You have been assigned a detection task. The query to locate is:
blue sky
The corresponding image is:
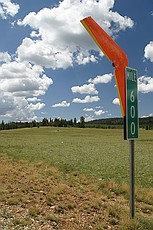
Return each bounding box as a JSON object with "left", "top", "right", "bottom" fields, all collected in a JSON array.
[{"left": 0, "top": 0, "right": 153, "bottom": 122}]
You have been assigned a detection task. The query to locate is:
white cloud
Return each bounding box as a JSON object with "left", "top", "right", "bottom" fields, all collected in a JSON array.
[
  {"left": 95, "top": 106, "right": 103, "bottom": 109},
  {"left": 27, "top": 97, "right": 41, "bottom": 102},
  {"left": 28, "top": 102, "right": 45, "bottom": 111},
  {"left": 84, "top": 115, "right": 94, "bottom": 122},
  {"left": 71, "top": 83, "right": 98, "bottom": 95},
  {"left": 83, "top": 108, "right": 94, "bottom": 112},
  {"left": 17, "top": 0, "right": 134, "bottom": 69},
  {"left": 0, "top": 61, "right": 53, "bottom": 121},
  {"left": 112, "top": 98, "right": 120, "bottom": 105},
  {"left": 0, "top": 61, "right": 53, "bottom": 96},
  {"left": 0, "top": 0, "right": 20, "bottom": 19},
  {"left": 144, "top": 41, "right": 153, "bottom": 62},
  {"left": 0, "top": 91, "right": 15, "bottom": 115},
  {"left": 0, "top": 95, "right": 36, "bottom": 121},
  {"left": 138, "top": 76, "right": 153, "bottom": 93},
  {"left": 88, "top": 73, "right": 113, "bottom": 84},
  {"left": 72, "top": 95, "right": 100, "bottom": 103},
  {"left": 140, "top": 114, "right": 153, "bottom": 118},
  {"left": 76, "top": 53, "right": 97, "bottom": 65},
  {"left": 16, "top": 38, "right": 73, "bottom": 69},
  {"left": 94, "top": 109, "right": 105, "bottom": 116},
  {"left": 52, "top": 100, "right": 70, "bottom": 107},
  {"left": 30, "top": 31, "right": 40, "bottom": 38},
  {"left": 0, "top": 52, "right": 11, "bottom": 63}
]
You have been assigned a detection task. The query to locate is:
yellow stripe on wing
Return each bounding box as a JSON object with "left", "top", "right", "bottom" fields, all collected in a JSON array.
[{"left": 80, "top": 19, "right": 110, "bottom": 61}]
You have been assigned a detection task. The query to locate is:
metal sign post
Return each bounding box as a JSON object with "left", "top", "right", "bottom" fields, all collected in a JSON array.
[
  {"left": 81, "top": 17, "right": 139, "bottom": 219},
  {"left": 126, "top": 67, "right": 138, "bottom": 219},
  {"left": 130, "top": 139, "right": 135, "bottom": 218}
]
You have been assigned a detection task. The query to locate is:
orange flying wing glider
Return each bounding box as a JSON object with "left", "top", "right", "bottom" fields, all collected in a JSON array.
[{"left": 80, "top": 16, "right": 128, "bottom": 116}]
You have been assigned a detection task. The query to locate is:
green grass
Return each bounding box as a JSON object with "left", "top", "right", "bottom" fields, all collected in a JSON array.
[
  {"left": 0, "top": 127, "right": 153, "bottom": 188},
  {"left": 0, "top": 146, "right": 153, "bottom": 229}
]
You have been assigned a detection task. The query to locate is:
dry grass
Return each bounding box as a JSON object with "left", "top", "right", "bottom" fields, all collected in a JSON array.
[{"left": 0, "top": 153, "right": 153, "bottom": 229}]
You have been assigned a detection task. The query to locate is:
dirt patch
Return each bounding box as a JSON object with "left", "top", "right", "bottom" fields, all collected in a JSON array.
[{"left": 0, "top": 153, "right": 153, "bottom": 229}]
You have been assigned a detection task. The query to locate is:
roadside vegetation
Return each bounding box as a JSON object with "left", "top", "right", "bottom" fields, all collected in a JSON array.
[{"left": 0, "top": 127, "right": 153, "bottom": 229}]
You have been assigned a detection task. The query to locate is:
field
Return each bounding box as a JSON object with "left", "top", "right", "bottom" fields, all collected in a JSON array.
[{"left": 0, "top": 127, "right": 153, "bottom": 229}]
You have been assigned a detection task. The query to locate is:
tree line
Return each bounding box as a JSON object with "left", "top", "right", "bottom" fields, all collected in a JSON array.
[
  {"left": 0, "top": 116, "right": 85, "bottom": 130},
  {"left": 0, "top": 116, "right": 152, "bottom": 131},
  {"left": 86, "top": 116, "right": 153, "bottom": 130}
]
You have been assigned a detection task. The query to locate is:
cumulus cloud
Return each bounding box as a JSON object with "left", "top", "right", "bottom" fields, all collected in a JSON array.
[
  {"left": 0, "top": 0, "right": 20, "bottom": 19},
  {"left": 17, "top": 0, "right": 134, "bottom": 69},
  {"left": 72, "top": 95, "right": 100, "bottom": 103},
  {"left": 52, "top": 100, "right": 70, "bottom": 107},
  {"left": 0, "top": 61, "right": 53, "bottom": 120},
  {"left": 27, "top": 102, "right": 45, "bottom": 111},
  {"left": 0, "top": 95, "right": 37, "bottom": 121},
  {"left": 27, "top": 97, "right": 41, "bottom": 102},
  {"left": 112, "top": 98, "right": 120, "bottom": 105},
  {"left": 71, "top": 83, "right": 98, "bottom": 94},
  {"left": 0, "top": 91, "right": 15, "bottom": 115},
  {"left": 138, "top": 76, "right": 153, "bottom": 93},
  {"left": 84, "top": 115, "right": 94, "bottom": 122},
  {"left": 144, "top": 41, "right": 153, "bottom": 62},
  {"left": 83, "top": 107, "right": 106, "bottom": 116},
  {"left": 94, "top": 109, "right": 105, "bottom": 116},
  {"left": 0, "top": 61, "right": 53, "bottom": 96},
  {"left": 76, "top": 53, "right": 97, "bottom": 65},
  {"left": 0, "top": 52, "right": 11, "bottom": 63},
  {"left": 88, "top": 73, "right": 113, "bottom": 84},
  {"left": 16, "top": 38, "right": 73, "bottom": 69}
]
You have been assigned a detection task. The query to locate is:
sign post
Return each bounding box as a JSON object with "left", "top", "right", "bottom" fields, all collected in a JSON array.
[
  {"left": 81, "top": 17, "right": 139, "bottom": 219},
  {"left": 126, "top": 67, "right": 138, "bottom": 219},
  {"left": 129, "top": 140, "right": 135, "bottom": 218}
]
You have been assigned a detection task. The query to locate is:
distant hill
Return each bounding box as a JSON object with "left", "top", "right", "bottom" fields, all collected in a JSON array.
[{"left": 86, "top": 116, "right": 153, "bottom": 130}]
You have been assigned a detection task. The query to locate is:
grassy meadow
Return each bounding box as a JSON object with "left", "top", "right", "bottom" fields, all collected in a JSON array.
[
  {"left": 0, "top": 127, "right": 153, "bottom": 229},
  {"left": 0, "top": 127, "right": 152, "bottom": 187}
]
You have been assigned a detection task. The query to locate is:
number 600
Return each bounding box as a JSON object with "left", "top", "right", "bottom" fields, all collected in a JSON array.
[{"left": 130, "top": 91, "right": 136, "bottom": 135}]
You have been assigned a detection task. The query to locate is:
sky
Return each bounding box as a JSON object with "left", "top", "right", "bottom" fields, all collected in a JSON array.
[{"left": 0, "top": 0, "right": 153, "bottom": 122}]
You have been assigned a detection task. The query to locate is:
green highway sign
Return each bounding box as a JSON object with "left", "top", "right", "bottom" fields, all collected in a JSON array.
[{"left": 126, "top": 67, "right": 139, "bottom": 139}]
